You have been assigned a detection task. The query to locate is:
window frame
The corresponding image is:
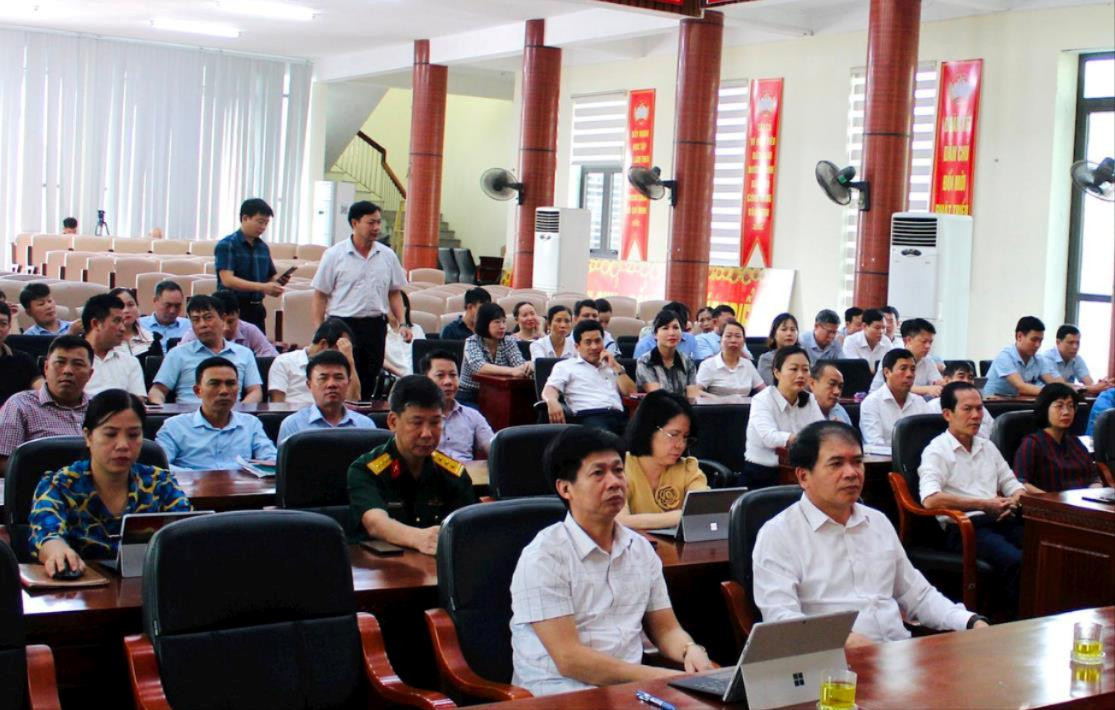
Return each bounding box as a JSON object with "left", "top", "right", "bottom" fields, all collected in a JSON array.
[{"left": 578, "top": 163, "right": 625, "bottom": 258}]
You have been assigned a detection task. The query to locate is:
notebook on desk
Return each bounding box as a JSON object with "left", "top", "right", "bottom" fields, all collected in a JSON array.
[{"left": 647, "top": 487, "right": 748, "bottom": 542}]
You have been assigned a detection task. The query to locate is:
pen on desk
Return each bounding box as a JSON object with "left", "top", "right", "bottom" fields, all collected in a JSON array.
[{"left": 636, "top": 689, "right": 677, "bottom": 710}]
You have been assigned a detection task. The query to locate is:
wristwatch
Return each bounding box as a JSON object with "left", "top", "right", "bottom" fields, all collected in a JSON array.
[{"left": 966, "top": 614, "right": 990, "bottom": 629}]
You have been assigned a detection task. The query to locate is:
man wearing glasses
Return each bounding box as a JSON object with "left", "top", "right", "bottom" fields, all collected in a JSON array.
[{"left": 215, "top": 197, "right": 289, "bottom": 333}]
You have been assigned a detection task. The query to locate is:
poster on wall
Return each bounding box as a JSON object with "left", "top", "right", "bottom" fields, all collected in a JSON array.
[
  {"left": 740, "top": 78, "right": 783, "bottom": 268},
  {"left": 622, "top": 89, "right": 656, "bottom": 261},
  {"left": 930, "top": 59, "right": 983, "bottom": 215}
]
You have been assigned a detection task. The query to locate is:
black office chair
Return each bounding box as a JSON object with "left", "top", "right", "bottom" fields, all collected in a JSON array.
[
  {"left": 990, "top": 410, "right": 1039, "bottom": 465},
  {"left": 1, "top": 541, "right": 62, "bottom": 710},
  {"left": 530, "top": 358, "right": 573, "bottom": 423},
  {"left": 256, "top": 356, "right": 275, "bottom": 393},
  {"left": 143, "top": 413, "right": 169, "bottom": 441},
  {"left": 453, "top": 248, "right": 477, "bottom": 285},
  {"left": 617, "top": 356, "right": 637, "bottom": 380},
  {"left": 143, "top": 355, "right": 163, "bottom": 393},
  {"left": 276, "top": 428, "right": 393, "bottom": 533},
  {"left": 689, "top": 404, "right": 750, "bottom": 480},
  {"left": 257, "top": 411, "right": 293, "bottom": 444},
  {"left": 831, "top": 358, "right": 874, "bottom": 395},
  {"left": 889, "top": 415, "right": 991, "bottom": 611},
  {"left": 720, "top": 485, "right": 801, "bottom": 646},
  {"left": 123, "top": 510, "right": 450, "bottom": 710},
  {"left": 426, "top": 498, "right": 566, "bottom": 703},
  {"left": 979, "top": 360, "right": 992, "bottom": 377},
  {"left": 4, "top": 335, "right": 53, "bottom": 359},
  {"left": 3, "top": 436, "right": 168, "bottom": 562},
  {"left": 746, "top": 337, "right": 769, "bottom": 361},
  {"left": 413, "top": 339, "right": 466, "bottom": 369},
  {"left": 438, "top": 247, "right": 460, "bottom": 283},
  {"left": 487, "top": 425, "right": 573, "bottom": 498},
  {"left": 616, "top": 336, "right": 637, "bottom": 358},
  {"left": 1096, "top": 409, "right": 1115, "bottom": 486},
  {"left": 943, "top": 359, "right": 977, "bottom": 376},
  {"left": 515, "top": 340, "right": 531, "bottom": 361}
]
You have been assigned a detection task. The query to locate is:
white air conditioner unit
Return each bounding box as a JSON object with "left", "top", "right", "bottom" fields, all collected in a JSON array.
[
  {"left": 533, "top": 207, "right": 590, "bottom": 294},
  {"left": 888, "top": 213, "right": 972, "bottom": 359},
  {"left": 312, "top": 180, "right": 356, "bottom": 246}
]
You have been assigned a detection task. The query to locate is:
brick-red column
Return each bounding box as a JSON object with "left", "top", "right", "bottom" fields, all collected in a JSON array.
[
  {"left": 512, "top": 19, "right": 561, "bottom": 288},
  {"left": 853, "top": 0, "right": 921, "bottom": 307},
  {"left": 665, "top": 11, "right": 723, "bottom": 313},
  {"left": 403, "top": 40, "right": 448, "bottom": 271}
]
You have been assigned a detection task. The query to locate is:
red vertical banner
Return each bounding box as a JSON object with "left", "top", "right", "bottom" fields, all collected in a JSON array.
[
  {"left": 930, "top": 59, "right": 982, "bottom": 215},
  {"left": 740, "top": 78, "right": 782, "bottom": 267},
  {"left": 622, "top": 89, "right": 655, "bottom": 261}
]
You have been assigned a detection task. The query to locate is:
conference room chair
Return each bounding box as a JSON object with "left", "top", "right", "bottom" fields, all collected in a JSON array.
[
  {"left": 410, "top": 311, "right": 440, "bottom": 336},
  {"left": 3, "top": 436, "right": 168, "bottom": 562},
  {"left": 439, "top": 282, "right": 473, "bottom": 295},
  {"left": 295, "top": 244, "right": 326, "bottom": 261},
  {"left": 257, "top": 411, "right": 292, "bottom": 444},
  {"left": 150, "top": 240, "right": 189, "bottom": 256},
  {"left": 425, "top": 498, "right": 567, "bottom": 703},
  {"left": 72, "top": 235, "right": 113, "bottom": 252},
  {"left": 636, "top": 298, "right": 668, "bottom": 321},
  {"left": 276, "top": 428, "right": 393, "bottom": 531},
  {"left": 185, "top": 240, "right": 215, "bottom": 256},
  {"left": 498, "top": 294, "right": 546, "bottom": 316},
  {"left": 157, "top": 258, "right": 205, "bottom": 277},
  {"left": 402, "top": 283, "right": 434, "bottom": 295},
  {"left": 487, "top": 425, "right": 573, "bottom": 498},
  {"left": 112, "top": 237, "right": 152, "bottom": 254},
  {"left": 125, "top": 264, "right": 168, "bottom": 295},
  {"left": 990, "top": 410, "right": 1040, "bottom": 465},
  {"left": 203, "top": 261, "right": 218, "bottom": 275},
  {"left": 12, "top": 232, "right": 34, "bottom": 271},
  {"left": 143, "top": 413, "right": 169, "bottom": 442},
  {"left": 1, "top": 542, "right": 63, "bottom": 710},
  {"left": 607, "top": 316, "right": 646, "bottom": 339},
  {"left": 62, "top": 251, "right": 98, "bottom": 281},
  {"left": 438, "top": 311, "right": 464, "bottom": 332},
  {"left": 979, "top": 360, "right": 993, "bottom": 377},
  {"left": 49, "top": 281, "right": 109, "bottom": 310},
  {"left": 410, "top": 267, "right": 446, "bottom": 285},
  {"left": 291, "top": 263, "right": 318, "bottom": 280},
  {"left": 0, "top": 272, "right": 40, "bottom": 283},
  {"left": 43, "top": 250, "right": 71, "bottom": 279},
  {"left": 616, "top": 335, "right": 638, "bottom": 358},
  {"left": 83, "top": 255, "right": 116, "bottom": 287},
  {"left": 746, "top": 337, "right": 769, "bottom": 360},
  {"left": 28, "top": 235, "right": 72, "bottom": 274},
  {"left": 275, "top": 290, "right": 316, "bottom": 346},
  {"left": 269, "top": 242, "right": 298, "bottom": 260},
  {"left": 437, "top": 247, "right": 460, "bottom": 283},
  {"left": 123, "top": 510, "right": 451, "bottom": 710},
  {"left": 544, "top": 295, "right": 579, "bottom": 312},
  {"left": 189, "top": 278, "right": 217, "bottom": 296},
  {"left": 688, "top": 404, "right": 750, "bottom": 481},
  {"left": 484, "top": 284, "right": 510, "bottom": 299},
  {"left": 604, "top": 295, "right": 637, "bottom": 319},
  {"left": 830, "top": 358, "right": 875, "bottom": 396},
  {"left": 720, "top": 485, "right": 801, "bottom": 647},
  {"left": 409, "top": 292, "right": 448, "bottom": 316},
  {"left": 142, "top": 356, "right": 163, "bottom": 393},
  {"left": 445, "top": 294, "right": 465, "bottom": 312},
  {"left": 452, "top": 248, "right": 478, "bottom": 285},
  {"left": 889, "top": 414, "right": 990, "bottom": 611},
  {"left": 412, "top": 339, "right": 466, "bottom": 371},
  {"left": 943, "top": 359, "right": 977, "bottom": 376},
  {"left": 506, "top": 288, "right": 547, "bottom": 299},
  {"left": 1091, "top": 408, "right": 1115, "bottom": 484}
]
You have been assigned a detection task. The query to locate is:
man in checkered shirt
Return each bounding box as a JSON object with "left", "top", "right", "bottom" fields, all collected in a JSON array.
[{"left": 508, "top": 427, "right": 714, "bottom": 696}]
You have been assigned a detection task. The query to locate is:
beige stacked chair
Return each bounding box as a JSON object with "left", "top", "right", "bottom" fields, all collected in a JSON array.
[
  {"left": 409, "top": 268, "right": 445, "bottom": 285},
  {"left": 439, "top": 283, "right": 472, "bottom": 294},
  {"left": 73, "top": 235, "right": 113, "bottom": 252},
  {"left": 292, "top": 263, "right": 318, "bottom": 280},
  {"left": 112, "top": 238, "right": 152, "bottom": 254},
  {"left": 83, "top": 256, "right": 115, "bottom": 287},
  {"left": 43, "top": 250, "right": 72, "bottom": 279},
  {"left": 552, "top": 291, "right": 588, "bottom": 299},
  {"left": 409, "top": 310, "right": 439, "bottom": 336},
  {"left": 636, "top": 298, "right": 668, "bottom": 321},
  {"left": 296, "top": 244, "right": 326, "bottom": 261},
  {"left": 607, "top": 296, "right": 638, "bottom": 318},
  {"left": 484, "top": 284, "right": 510, "bottom": 299},
  {"left": 151, "top": 240, "right": 189, "bottom": 256},
  {"left": 50, "top": 281, "right": 107, "bottom": 309},
  {"left": 0, "top": 273, "right": 43, "bottom": 282},
  {"left": 135, "top": 273, "right": 176, "bottom": 310},
  {"left": 402, "top": 283, "right": 433, "bottom": 294},
  {"left": 270, "top": 242, "right": 298, "bottom": 260},
  {"left": 408, "top": 292, "right": 448, "bottom": 316},
  {"left": 278, "top": 290, "right": 316, "bottom": 346},
  {"left": 498, "top": 294, "right": 545, "bottom": 315},
  {"left": 274, "top": 258, "right": 299, "bottom": 274},
  {"left": 12, "top": 233, "right": 34, "bottom": 271},
  {"left": 439, "top": 312, "right": 463, "bottom": 331},
  {"left": 204, "top": 261, "right": 218, "bottom": 275},
  {"left": 63, "top": 251, "right": 100, "bottom": 281},
  {"left": 158, "top": 258, "right": 207, "bottom": 276},
  {"left": 17, "top": 304, "right": 72, "bottom": 333},
  {"left": 29, "top": 235, "right": 72, "bottom": 274},
  {"left": 0, "top": 279, "right": 32, "bottom": 307},
  {"left": 507, "top": 288, "right": 547, "bottom": 299},
  {"left": 446, "top": 294, "right": 465, "bottom": 312},
  {"left": 607, "top": 316, "right": 646, "bottom": 338},
  {"left": 546, "top": 296, "right": 580, "bottom": 312},
  {"left": 189, "top": 241, "right": 216, "bottom": 256},
  {"left": 114, "top": 257, "right": 160, "bottom": 290},
  {"left": 190, "top": 279, "right": 218, "bottom": 297}
]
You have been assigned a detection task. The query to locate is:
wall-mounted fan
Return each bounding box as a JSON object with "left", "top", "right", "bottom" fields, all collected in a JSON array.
[
  {"left": 1071, "top": 157, "right": 1114, "bottom": 202},
  {"left": 628, "top": 166, "right": 677, "bottom": 206},
  {"left": 816, "top": 160, "right": 870, "bottom": 211},
  {"left": 480, "top": 168, "right": 524, "bottom": 204}
]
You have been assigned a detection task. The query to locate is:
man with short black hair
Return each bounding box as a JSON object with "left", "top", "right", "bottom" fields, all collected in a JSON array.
[
  {"left": 421, "top": 350, "right": 493, "bottom": 462},
  {"left": 572, "top": 299, "right": 617, "bottom": 353},
  {"left": 542, "top": 320, "right": 635, "bottom": 435},
  {"left": 313, "top": 200, "right": 410, "bottom": 398},
  {"left": 156, "top": 356, "right": 276, "bottom": 470},
  {"left": 880, "top": 305, "right": 900, "bottom": 342},
  {"left": 19, "top": 282, "right": 71, "bottom": 336},
  {"left": 509, "top": 427, "right": 712, "bottom": 695},
  {"left": 82, "top": 294, "right": 145, "bottom": 397},
  {"left": 869, "top": 318, "right": 944, "bottom": 396},
  {"left": 439, "top": 287, "right": 491, "bottom": 340},
  {"left": 1041, "top": 324, "right": 1112, "bottom": 395},
  {"left": 799, "top": 309, "right": 845, "bottom": 363},
  {"left": 139, "top": 280, "right": 191, "bottom": 341},
  {"left": 837, "top": 306, "right": 864, "bottom": 348},
  {"left": 753, "top": 420, "right": 984, "bottom": 647},
  {"left": 811, "top": 360, "right": 852, "bottom": 426},
  {"left": 61, "top": 217, "right": 78, "bottom": 235},
  {"left": 926, "top": 362, "right": 993, "bottom": 438},
  {"left": 269, "top": 318, "right": 361, "bottom": 404},
  {"left": 859, "top": 348, "right": 932, "bottom": 447},
  {"left": 181, "top": 290, "right": 277, "bottom": 356},
  {"left": 0, "top": 335, "right": 93, "bottom": 476},
  {"left": 840, "top": 308, "right": 890, "bottom": 372},
  {"left": 0, "top": 301, "right": 39, "bottom": 405},
  {"left": 215, "top": 197, "right": 286, "bottom": 332},
  {"left": 347, "top": 375, "right": 477, "bottom": 555},
  {"left": 277, "top": 350, "right": 376, "bottom": 444},
  {"left": 983, "top": 316, "right": 1063, "bottom": 397},
  {"left": 593, "top": 298, "right": 614, "bottom": 330}
]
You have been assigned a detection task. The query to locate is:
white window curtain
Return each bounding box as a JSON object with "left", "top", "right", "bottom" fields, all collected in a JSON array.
[{"left": 0, "top": 28, "right": 310, "bottom": 264}]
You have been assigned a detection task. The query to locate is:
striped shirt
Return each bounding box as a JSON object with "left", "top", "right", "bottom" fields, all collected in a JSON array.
[
  {"left": 215, "top": 230, "right": 277, "bottom": 303},
  {"left": 460, "top": 334, "right": 525, "bottom": 395},
  {"left": 0, "top": 386, "right": 88, "bottom": 457},
  {"left": 1012, "top": 430, "right": 1100, "bottom": 492}
]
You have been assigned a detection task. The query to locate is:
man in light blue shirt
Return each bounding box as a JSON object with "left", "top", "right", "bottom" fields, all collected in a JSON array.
[
  {"left": 277, "top": 350, "right": 375, "bottom": 444},
  {"left": 633, "top": 301, "right": 698, "bottom": 359},
  {"left": 138, "top": 280, "right": 191, "bottom": 341},
  {"left": 983, "top": 316, "right": 1063, "bottom": 397},
  {"left": 148, "top": 294, "right": 262, "bottom": 404},
  {"left": 156, "top": 356, "right": 276, "bottom": 470},
  {"left": 799, "top": 309, "right": 845, "bottom": 364},
  {"left": 1041, "top": 324, "right": 1113, "bottom": 396},
  {"left": 1086, "top": 387, "right": 1115, "bottom": 436}
]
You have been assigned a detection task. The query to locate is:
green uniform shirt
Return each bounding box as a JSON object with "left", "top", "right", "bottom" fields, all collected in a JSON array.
[{"left": 347, "top": 437, "right": 476, "bottom": 539}]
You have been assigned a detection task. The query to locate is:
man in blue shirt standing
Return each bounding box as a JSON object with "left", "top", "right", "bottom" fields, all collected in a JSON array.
[
  {"left": 215, "top": 198, "right": 288, "bottom": 334},
  {"left": 277, "top": 350, "right": 376, "bottom": 444},
  {"left": 156, "top": 356, "right": 276, "bottom": 470},
  {"left": 983, "top": 316, "right": 1064, "bottom": 397}
]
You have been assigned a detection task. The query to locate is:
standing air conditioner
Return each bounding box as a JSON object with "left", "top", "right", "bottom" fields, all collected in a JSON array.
[
  {"left": 887, "top": 213, "right": 973, "bottom": 359},
  {"left": 312, "top": 180, "right": 357, "bottom": 246},
  {"left": 533, "top": 207, "right": 590, "bottom": 294}
]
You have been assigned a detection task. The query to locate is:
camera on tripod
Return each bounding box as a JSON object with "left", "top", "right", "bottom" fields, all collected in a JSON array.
[{"left": 94, "top": 209, "right": 110, "bottom": 236}]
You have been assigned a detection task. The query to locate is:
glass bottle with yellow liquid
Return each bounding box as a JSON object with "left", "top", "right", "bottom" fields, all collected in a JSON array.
[{"left": 819, "top": 669, "right": 857, "bottom": 710}]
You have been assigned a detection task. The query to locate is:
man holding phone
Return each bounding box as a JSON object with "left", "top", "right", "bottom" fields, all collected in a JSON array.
[
  {"left": 311, "top": 200, "right": 409, "bottom": 400},
  {"left": 215, "top": 197, "right": 288, "bottom": 333}
]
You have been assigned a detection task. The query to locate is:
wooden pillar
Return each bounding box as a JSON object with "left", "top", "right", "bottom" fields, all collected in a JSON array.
[
  {"left": 512, "top": 19, "right": 561, "bottom": 288},
  {"left": 403, "top": 40, "right": 448, "bottom": 271},
  {"left": 665, "top": 10, "right": 723, "bottom": 312},
  {"left": 853, "top": 0, "right": 921, "bottom": 307}
]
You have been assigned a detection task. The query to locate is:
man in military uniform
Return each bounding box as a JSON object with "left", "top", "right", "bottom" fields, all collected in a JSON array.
[{"left": 347, "top": 375, "right": 476, "bottom": 555}]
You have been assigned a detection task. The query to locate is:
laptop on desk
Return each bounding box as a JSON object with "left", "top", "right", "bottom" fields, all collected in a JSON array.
[
  {"left": 647, "top": 487, "right": 748, "bottom": 542},
  {"left": 669, "top": 610, "right": 857, "bottom": 709}
]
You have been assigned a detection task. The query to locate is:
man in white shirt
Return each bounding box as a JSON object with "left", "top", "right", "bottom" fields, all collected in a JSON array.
[
  {"left": 836, "top": 307, "right": 864, "bottom": 349},
  {"left": 753, "top": 420, "right": 985, "bottom": 647},
  {"left": 925, "top": 362, "right": 993, "bottom": 438},
  {"left": 919, "top": 381, "right": 1026, "bottom": 614},
  {"left": 869, "top": 318, "right": 943, "bottom": 395},
  {"left": 880, "top": 305, "right": 900, "bottom": 343},
  {"left": 572, "top": 299, "right": 617, "bottom": 354},
  {"left": 840, "top": 309, "right": 891, "bottom": 372},
  {"left": 138, "top": 280, "right": 191, "bottom": 341},
  {"left": 82, "top": 294, "right": 145, "bottom": 397},
  {"left": 269, "top": 318, "right": 361, "bottom": 405},
  {"left": 311, "top": 200, "right": 410, "bottom": 399},
  {"left": 860, "top": 348, "right": 931, "bottom": 448},
  {"left": 509, "top": 427, "right": 713, "bottom": 696},
  {"left": 542, "top": 320, "right": 635, "bottom": 436},
  {"left": 811, "top": 361, "right": 852, "bottom": 426}
]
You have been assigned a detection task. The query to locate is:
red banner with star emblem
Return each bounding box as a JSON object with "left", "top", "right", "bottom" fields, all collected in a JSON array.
[
  {"left": 930, "top": 59, "right": 982, "bottom": 215},
  {"left": 740, "top": 78, "right": 783, "bottom": 267},
  {"left": 622, "top": 89, "right": 656, "bottom": 261}
]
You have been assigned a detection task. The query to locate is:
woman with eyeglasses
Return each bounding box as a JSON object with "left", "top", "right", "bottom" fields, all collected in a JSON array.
[
  {"left": 1013, "top": 382, "right": 1101, "bottom": 492},
  {"left": 617, "top": 390, "right": 708, "bottom": 530}
]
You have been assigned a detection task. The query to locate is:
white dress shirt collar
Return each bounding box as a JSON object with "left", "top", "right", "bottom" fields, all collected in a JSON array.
[{"left": 562, "top": 512, "right": 635, "bottom": 561}]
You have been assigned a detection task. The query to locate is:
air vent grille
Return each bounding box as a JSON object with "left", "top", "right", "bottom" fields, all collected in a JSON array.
[
  {"left": 535, "top": 210, "right": 561, "bottom": 233},
  {"left": 891, "top": 217, "right": 938, "bottom": 247}
]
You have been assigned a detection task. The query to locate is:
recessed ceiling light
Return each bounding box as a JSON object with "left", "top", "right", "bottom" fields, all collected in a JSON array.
[
  {"left": 151, "top": 18, "right": 241, "bottom": 39},
  {"left": 214, "top": 0, "right": 317, "bottom": 22}
]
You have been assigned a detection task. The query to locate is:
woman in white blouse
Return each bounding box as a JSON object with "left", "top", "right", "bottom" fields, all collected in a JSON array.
[
  {"left": 512, "top": 301, "right": 543, "bottom": 342},
  {"left": 384, "top": 291, "right": 426, "bottom": 376},
  {"left": 744, "top": 344, "right": 823, "bottom": 488},
  {"left": 529, "top": 304, "right": 575, "bottom": 360},
  {"left": 696, "top": 319, "right": 765, "bottom": 397},
  {"left": 109, "top": 287, "right": 155, "bottom": 356}
]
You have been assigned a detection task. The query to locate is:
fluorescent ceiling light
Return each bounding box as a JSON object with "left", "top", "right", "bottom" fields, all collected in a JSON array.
[
  {"left": 151, "top": 18, "right": 241, "bottom": 38},
  {"left": 214, "top": 0, "right": 317, "bottom": 21}
]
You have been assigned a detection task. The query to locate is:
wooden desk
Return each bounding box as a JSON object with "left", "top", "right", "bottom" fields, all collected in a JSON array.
[
  {"left": 175, "top": 469, "right": 277, "bottom": 511},
  {"left": 475, "top": 372, "right": 536, "bottom": 430},
  {"left": 1021, "top": 488, "right": 1115, "bottom": 618},
  {"left": 473, "top": 607, "right": 1115, "bottom": 709}
]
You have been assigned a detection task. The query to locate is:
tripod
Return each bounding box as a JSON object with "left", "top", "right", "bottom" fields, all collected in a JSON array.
[{"left": 94, "top": 209, "right": 111, "bottom": 236}]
